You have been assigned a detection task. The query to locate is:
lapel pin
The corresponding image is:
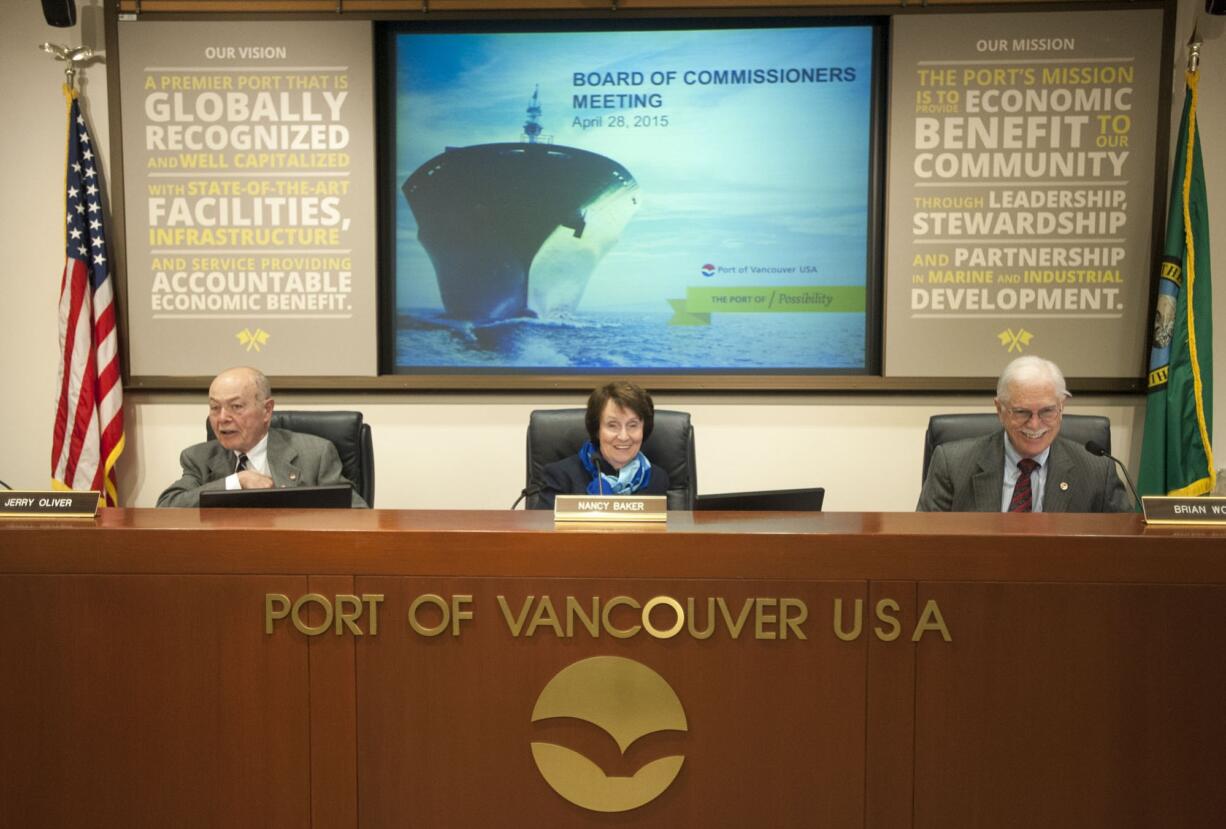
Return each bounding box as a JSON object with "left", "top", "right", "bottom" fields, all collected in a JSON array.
[
  {"left": 1059, "top": 481, "right": 1069, "bottom": 491},
  {"left": 289, "top": 472, "right": 299, "bottom": 481}
]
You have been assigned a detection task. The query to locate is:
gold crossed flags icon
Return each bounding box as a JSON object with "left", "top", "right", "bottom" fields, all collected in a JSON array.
[
  {"left": 237, "top": 328, "right": 271, "bottom": 352},
  {"left": 997, "top": 328, "right": 1033, "bottom": 353}
]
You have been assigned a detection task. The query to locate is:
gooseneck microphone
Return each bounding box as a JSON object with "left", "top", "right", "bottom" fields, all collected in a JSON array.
[
  {"left": 1084, "top": 440, "right": 1141, "bottom": 510},
  {"left": 589, "top": 447, "right": 606, "bottom": 495},
  {"left": 0, "top": 478, "right": 12, "bottom": 490},
  {"left": 511, "top": 483, "right": 542, "bottom": 510}
]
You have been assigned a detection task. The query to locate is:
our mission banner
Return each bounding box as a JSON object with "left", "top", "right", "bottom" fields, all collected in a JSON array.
[
  {"left": 117, "top": 20, "right": 377, "bottom": 377},
  {"left": 884, "top": 10, "right": 1163, "bottom": 378}
]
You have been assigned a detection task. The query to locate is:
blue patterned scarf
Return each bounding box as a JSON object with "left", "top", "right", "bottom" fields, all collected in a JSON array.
[{"left": 578, "top": 440, "right": 653, "bottom": 495}]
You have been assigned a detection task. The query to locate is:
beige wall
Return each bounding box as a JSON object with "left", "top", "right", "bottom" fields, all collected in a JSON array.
[{"left": 3, "top": 1, "right": 1222, "bottom": 510}]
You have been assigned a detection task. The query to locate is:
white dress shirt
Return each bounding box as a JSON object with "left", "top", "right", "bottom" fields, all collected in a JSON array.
[{"left": 224, "top": 433, "right": 270, "bottom": 490}]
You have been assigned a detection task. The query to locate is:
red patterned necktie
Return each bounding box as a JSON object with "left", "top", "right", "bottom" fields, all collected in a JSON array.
[{"left": 1008, "top": 457, "right": 1040, "bottom": 512}]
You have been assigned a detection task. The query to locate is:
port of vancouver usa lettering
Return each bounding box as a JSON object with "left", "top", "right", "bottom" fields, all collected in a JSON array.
[{"left": 264, "top": 592, "right": 953, "bottom": 643}]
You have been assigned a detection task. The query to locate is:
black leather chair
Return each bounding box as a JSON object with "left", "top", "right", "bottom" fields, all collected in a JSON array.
[
  {"left": 525, "top": 409, "right": 696, "bottom": 510},
  {"left": 921, "top": 413, "right": 1112, "bottom": 483},
  {"left": 206, "top": 410, "right": 375, "bottom": 506}
]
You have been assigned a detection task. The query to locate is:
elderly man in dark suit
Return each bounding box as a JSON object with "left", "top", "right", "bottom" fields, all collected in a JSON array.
[
  {"left": 157, "top": 366, "right": 366, "bottom": 507},
  {"left": 917, "top": 356, "right": 1130, "bottom": 513}
]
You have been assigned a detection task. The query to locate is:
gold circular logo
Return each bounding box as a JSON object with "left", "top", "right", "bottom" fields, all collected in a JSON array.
[{"left": 530, "top": 656, "right": 687, "bottom": 813}]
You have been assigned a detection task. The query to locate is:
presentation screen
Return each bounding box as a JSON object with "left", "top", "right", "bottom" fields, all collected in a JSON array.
[{"left": 381, "top": 18, "right": 882, "bottom": 379}]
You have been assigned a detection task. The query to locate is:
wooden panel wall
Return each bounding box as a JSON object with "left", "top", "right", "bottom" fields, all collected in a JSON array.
[{"left": 2, "top": 510, "right": 1224, "bottom": 827}]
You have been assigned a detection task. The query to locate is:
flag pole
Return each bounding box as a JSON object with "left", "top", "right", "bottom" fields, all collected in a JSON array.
[
  {"left": 47, "top": 38, "right": 126, "bottom": 506},
  {"left": 1137, "top": 22, "right": 1215, "bottom": 498},
  {"left": 1179, "top": 28, "right": 1214, "bottom": 492}
]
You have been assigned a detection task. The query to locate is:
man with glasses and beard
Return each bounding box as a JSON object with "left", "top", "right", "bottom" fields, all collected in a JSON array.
[{"left": 917, "top": 355, "right": 1130, "bottom": 513}]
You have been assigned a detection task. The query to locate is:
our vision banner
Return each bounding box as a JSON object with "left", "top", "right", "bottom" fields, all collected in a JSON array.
[{"left": 118, "top": 20, "right": 377, "bottom": 377}]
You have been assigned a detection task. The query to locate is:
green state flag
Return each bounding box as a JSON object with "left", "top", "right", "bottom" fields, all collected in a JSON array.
[{"left": 1138, "top": 66, "right": 1215, "bottom": 497}]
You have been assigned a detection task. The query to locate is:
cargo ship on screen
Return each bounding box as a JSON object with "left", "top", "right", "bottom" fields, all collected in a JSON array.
[{"left": 402, "top": 88, "right": 640, "bottom": 323}]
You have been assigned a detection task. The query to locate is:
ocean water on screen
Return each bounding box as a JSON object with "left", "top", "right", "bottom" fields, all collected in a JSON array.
[{"left": 394, "top": 309, "right": 865, "bottom": 371}]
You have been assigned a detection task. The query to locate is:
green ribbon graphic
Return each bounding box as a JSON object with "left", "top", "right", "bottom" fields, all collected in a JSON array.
[{"left": 668, "top": 286, "right": 865, "bottom": 326}]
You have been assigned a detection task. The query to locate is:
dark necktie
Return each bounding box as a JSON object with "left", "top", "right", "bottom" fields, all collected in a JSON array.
[
  {"left": 235, "top": 454, "right": 249, "bottom": 474},
  {"left": 1008, "top": 457, "right": 1040, "bottom": 512}
]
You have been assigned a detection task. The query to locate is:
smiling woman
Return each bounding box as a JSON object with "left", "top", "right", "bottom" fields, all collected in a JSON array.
[{"left": 531, "top": 381, "right": 671, "bottom": 509}]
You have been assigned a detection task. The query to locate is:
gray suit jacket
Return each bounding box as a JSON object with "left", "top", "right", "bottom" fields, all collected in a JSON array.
[
  {"left": 156, "top": 427, "right": 366, "bottom": 508},
  {"left": 916, "top": 431, "right": 1131, "bottom": 513}
]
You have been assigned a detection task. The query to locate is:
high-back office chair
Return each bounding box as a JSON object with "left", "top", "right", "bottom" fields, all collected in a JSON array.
[
  {"left": 525, "top": 409, "right": 697, "bottom": 510},
  {"left": 206, "top": 410, "right": 375, "bottom": 506},
  {"left": 921, "top": 413, "right": 1112, "bottom": 483}
]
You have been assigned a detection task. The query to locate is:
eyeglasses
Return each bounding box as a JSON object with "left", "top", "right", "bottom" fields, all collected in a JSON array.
[{"left": 1004, "top": 406, "right": 1062, "bottom": 425}]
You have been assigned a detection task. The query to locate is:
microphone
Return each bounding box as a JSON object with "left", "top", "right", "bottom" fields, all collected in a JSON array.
[
  {"left": 511, "top": 483, "right": 542, "bottom": 510},
  {"left": 0, "top": 478, "right": 11, "bottom": 490},
  {"left": 1084, "top": 440, "right": 1140, "bottom": 510},
  {"left": 589, "top": 447, "right": 606, "bottom": 495}
]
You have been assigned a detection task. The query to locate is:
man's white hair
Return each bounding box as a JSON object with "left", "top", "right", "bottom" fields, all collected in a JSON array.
[{"left": 996, "top": 355, "right": 1070, "bottom": 403}]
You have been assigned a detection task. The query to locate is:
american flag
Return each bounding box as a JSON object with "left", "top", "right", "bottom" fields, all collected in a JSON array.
[{"left": 52, "top": 91, "right": 124, "bottom": 505}]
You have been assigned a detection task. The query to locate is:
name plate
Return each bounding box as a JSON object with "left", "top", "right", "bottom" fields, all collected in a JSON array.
[
  {"left": 1142, "top": 496, "right": 1226, "bottom": 525},
  {"left": 554, "top": 494, "right": 667, "bottom": 523},
  {"left": 0, "top": 491, "right": 101, "bottom": 518}
]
